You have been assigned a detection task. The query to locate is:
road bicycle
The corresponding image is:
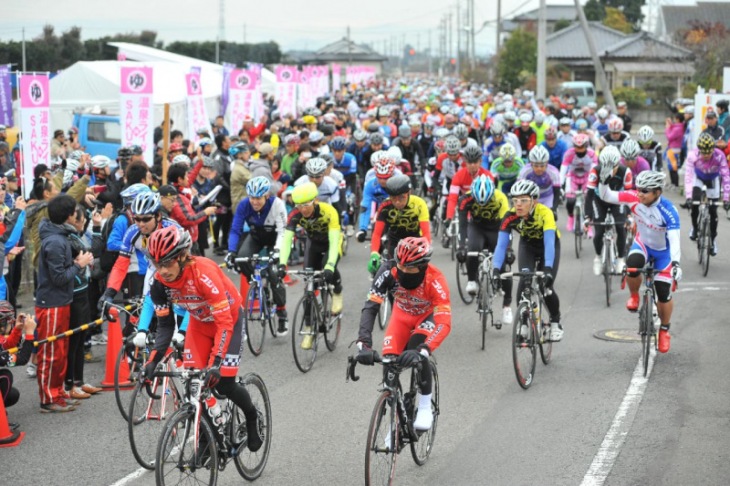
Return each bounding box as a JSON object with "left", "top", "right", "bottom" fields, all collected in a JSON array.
[
  {"left": 288, "top": 268, "right": 342, "bottom": 373},
  {"left": 468, "top": 250, "right": 500, "bottom": 350},
  {"left": 589, "top": 212, "right": 620, "bottom": 307},
  {"left": 573, "top": 190, "right": 586, "bottom": 259},
  {"left": 500, "top": 269, "right": 553, "bottom": 390},
  {"left": 153, "top": 369, "right": 272, "bottom": 485},
  {"left": 108, "top": 298, "right": 145, "bottom": 422},
  {"left": 368, "top": 234, "right": 391, "bottom": 331},
  {"left": 347, "top": 352, "right": 439, "bottom": 486},
  {"left": 235, "top": 255, "right": 279, "bottom": 356},
  {"left": 447, "top": 214, "right": 460, "bottom": 261},
  {"left": 692, "top": 188, "right": 716, "bottom": 277}
]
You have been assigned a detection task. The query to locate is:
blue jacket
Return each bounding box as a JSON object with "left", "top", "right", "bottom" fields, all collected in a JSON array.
[{"left": 358, "top": 178, "right": 390, "bottom": 231}]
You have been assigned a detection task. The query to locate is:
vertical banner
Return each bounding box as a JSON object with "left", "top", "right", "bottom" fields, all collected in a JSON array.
[
  {"left": 0, "top": 65, "right": 13, "bottom": 127},
  {"left": 298, "top": 67, "right": 310, "bottom": 112},
  {"left": 120, "top": 66, "right": 154, "bottom": 165},
  {"left": 18, "top": 73, "right": 50, "bottom": 196},
  {"left": 331, "top": 63, "right": 340, "bottom": 93},
  {"left": 185, "top": 72, "right": 211, "bottom": 141},
  {"left": 220, "top": 62, "right": 236, "bottom": 117},
  {"left": 249, "top": 63, "right": 265, "bottom": 122},
  {"left": 227, "top": 69, "right": 256, "bottom": 134},
  {"left": 275, "top": 65, "right": 298, "bottom": 117}
]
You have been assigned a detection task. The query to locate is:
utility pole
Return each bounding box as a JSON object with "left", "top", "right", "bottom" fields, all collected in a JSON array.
[
  {"left": 470, "top": 0, "right": 476, "bottom": 70},
  {"left": 21, "top": 27, "right": 26, "bottom": 72},
  {"left": 574, "top": 0, "right": 616, "bottom": 109},
  {"left": 347, "top": 26, "right": 353, "bottom": 65},
  {"left": 456, "top": 2, "right": 461, "bottom": 76},
  {"left": 496, "top": 0, "right": 502, "bottom": 53},
  {"left": 537, "top": 0, "right": 547, "bottom": 99},
  {"left": 428, "top": 31, "right": 433, "bottom": 76}
]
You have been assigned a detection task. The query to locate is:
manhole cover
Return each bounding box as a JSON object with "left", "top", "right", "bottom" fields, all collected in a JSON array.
[{"left": 594, "top": 329, "right": 641, "bottom": 343}]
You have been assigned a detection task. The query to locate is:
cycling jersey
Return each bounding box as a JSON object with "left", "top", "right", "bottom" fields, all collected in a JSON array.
[
  {"left": 542, "top": 139, "right": 568, "bottom": 170},
  {"left": 279, "top": 202, "right": 340, "bottom": 268},
  {"left": 294, "top": 174, "right": 340, "bottom": 205},
  {"left": 600, "top": 131, "right": 630, "bottom": 149},
  {"left": 560, "top": 148, "right": 598, "bottom": 183},
  {"left": 446, "top": 167, "right": 494, "bottom": 219},
  {"left": 371, "top": 195, "right": 431, "bottom": 253},
  {"left": 457, "top": 189, "right": 510, "bottom": 241},
  {"left": 518, "top": 164, "right": 561, "bottom": 209},
  {"left": 531, "top": 122, "right": 549, "bottom": 145},
  {"left": 683, "top": 149, "right": 730, "bottom": 202},
  {"left": 363, "top": 166, "right": 403, "bottom": 186},
  {"left": 228, "top": 196, "right": 287, "bottom": 253},
  {"left": 137, "top": 293, "right": 190, "bottom": 333},
  {"left": 493, "top": 203, "right": 560, "bottom": 269},
  {"left": 333, "top": 151, "right": 357, "bottom": 177},
  {"left": 358, "top": 178, "right": 391, "bottom": 231},
  {"left": 639, "top": 141, "right": 663, "bottom": 171},
  {"left": 489, "top": 157, "right": 525, "bottom": 191},
  {"left": 514, "top": 127, "right": 536, "bottom": 157},
  {"left": 621, "top": 157, "right": 651, "bottom": 179},
  {"left": 482, "top": 137, "right": 507, "bottom": 168},
  {"left": 557, "top": 130, "right": 576, "bottom": 148},
  {"left": 435, "top": 152, "right": 465, "bottom": 173}
]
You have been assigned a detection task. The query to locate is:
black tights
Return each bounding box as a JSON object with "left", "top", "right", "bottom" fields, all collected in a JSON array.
[
  {"left": 690, "top": 187, "right": 719, "bottom": 239},
  {"left": 403, "top": 333, "right": 433, "bottom": 395},
  {"left": 215, "top": 377, "right": 257, "bottom": 419}
]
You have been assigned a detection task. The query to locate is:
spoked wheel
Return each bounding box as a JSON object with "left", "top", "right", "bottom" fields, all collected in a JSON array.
[
  {"left": 244, "top": 285, "right": 267, "bottom": 357},
  {"left": 377, "top": 293, "right": 391, "bottom": 330},
  {"left": 410, "top": 360, "right": 439, "bottom": 465},
  {"left": 478, "top": 273, "right": 495, "bottom": 350},
  {"left": 700, "top": 216, "right": 711, "bottom": 277},
  {"left": 264, "top": 282, "right": 278, "bottom": 338},
  {"left": 450, "top": 229, "right": 458, "bottom": 262},
  {"left": 291, "top": 295, "right": 318, "bottom": 373},
  {"left": 232, "top": 373, "right": 272, "bottom": 481},
  {"left": 602, "top": 244, "right": 612, "bottom": 307},
  {"left": 155, "top": 408, "right": 218, "bottom": 486},
  {"left": 365, "top": 391, "right": 398, "bottom": 486},
  {"left": 640, "top": 294, "right": 654, "bottom": 377},
  {"left": 115, "top": 343, "right": 145, "bottom": 422},
  {"left": 128, "top": 376, "right": 180, "bottom": 469},
  {"left": 536, "top": 297, "right": 552, "bottom": 365},
  {"left": 322, "top": 289, "right": 341, "bottom": 351},
  {"left": 456, "top": 260, "right": 475, "bottom": 305},
  {"left": 574, "top": 205, "right": 583, "bottom": 259},
  {"left": 512, "top": 302, "right": 536, "bottom": 390}
]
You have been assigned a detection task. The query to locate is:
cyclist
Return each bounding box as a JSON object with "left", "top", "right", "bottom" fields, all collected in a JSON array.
[
  {"left": 294, "top": 157, "right": 340, "bottom": 206},
  {"left": 560, "top": 133, "right": 598, "bottom": 232},
  {"left": 557, "top": 117, "right": 576, "bottom": 148},
  {"left": 636, "top": 125, "right": 663, "bottom": 172},
  {"left": 356, "top": 156, "right": 396, "bottom": 242},
  {"left": 585, "top": 146, "right": 632, "bottom": 275},
  {"left": 330, "top": 136, "right": 358, "bottom": 196},
  {"left": 143, "top": 225, "right": 263, "bottom": 452},
  {"left": 541, "top": 125, "right": 568, "bottom": 170},
  {"left": 684, "top": 132, "right": 730, "bottom": 256},
  {"left": 492, "top": 180, "right": 564, "bottom": 342},
  {"left": 596, "top": 170, "right": 681, "bottom": 353},
  {"left": 514, "top": 113, "right": 536, "bottom": 158},
  {"left": 518, "top": 146, "right": 562, "bottom": 217},
  {"left": 355, "top": 236, "right": 450, "bottom": 431},
  {"left": 226, "top": 176, "right": 289, "bottom": 336},
  {"left": 368, "top": 174, "right": 431, "bottom": 274},
  {"left": 444, "top": 145, "right": 493, "bottom": 230},
  {"left": 620, "top": 139, "right": 650, "bottom": 179},
  {"left": 598, "top": 118, "right": 630, "bottom": 150},
  {"left": 489, "top": 144, "right": 525, "bottom": 194},
  {"left": 456, "top": 175, "right": 514, "bottom": 325},
  {"left": 483, "top": 121, "right": 520, "bottom": 169},
  {"left": 433, "top": 136, "right": 465, "bottom": 189}
]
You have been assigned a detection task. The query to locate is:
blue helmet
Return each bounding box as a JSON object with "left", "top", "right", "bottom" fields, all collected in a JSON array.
[
  {"left": 131, "top": 191, "right": 161, "bottom": 215},
  {"left": 120, "top": 183, "right": 151, "bottom": 207},
  {"left": 330, "top": 136, "right": 347, "bottom": 151},
  {"left": 246, "top": 176, "right": 271, "bottom": 198},
  {"left": 229, "top": 142, "right": 249, "bottom": 157},
  {"left": 470, "top": 174, "right": 494, "bottom": 205}
]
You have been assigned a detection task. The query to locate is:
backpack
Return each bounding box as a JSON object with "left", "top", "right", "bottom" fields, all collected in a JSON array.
[{"left": 97, "top": 210, "right": 132, "bottom": 275}]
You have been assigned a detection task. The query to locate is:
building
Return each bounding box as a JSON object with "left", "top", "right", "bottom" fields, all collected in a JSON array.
[
  {"left": 295, "top": 38, "right": 387, "bottom": 75},
  {"left": 660, "top": 2, "right": 730, "bottom": 42},
  {"left": 503, "top": 5, "right": 578, "bottom": 35}
]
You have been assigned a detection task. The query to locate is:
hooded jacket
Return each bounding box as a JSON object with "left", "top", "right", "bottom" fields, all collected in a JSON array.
[{"left": 36, "top": 219, "right": 78, "bottom": 308}]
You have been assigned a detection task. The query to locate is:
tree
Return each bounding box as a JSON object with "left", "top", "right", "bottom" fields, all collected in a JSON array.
[
  {"left": 603, "top": 7, "right": 633, "bottom": 34},
  {"left": 676, "top": 21, "right": 730, "bottom": 91},
  {"left": 553, "top": 19, "right": 573, "bottom": 33},
  {"left": 584, "top": 0, "right": 606, "bottom": 22},
  {"left": 601, "top": 0, "right": 644, "bottom": 28},
  {"left": 497, "top": 28, "right": 536, "bottom": 92}
]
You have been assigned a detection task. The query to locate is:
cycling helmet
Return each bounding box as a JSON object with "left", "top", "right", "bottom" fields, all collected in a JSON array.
[
  {"left": 599, "top": 145, "right": 622, "bottom": 167},
  {"left": 292, "top": 182, "right": 318, "bottom": 204},
  {"left": 503, "top": 111, "right": 517, "bottom": 122},
  {"left": 470, "top": 174, "right": 494, "bottom": 205},
  {"left": 0, "top": 300, "right": 14, "bottom": 327},
  {"left": 197, "top": 138, "right": 213, "bottom": 147},
  {"left": 575, "top": 119, "right": 589, "bottom": 131},
  {"left": 131, "top": 191, "right": 161, "bottom": 215},
  {"left": 510, "top": 179, "right": 540, "bottom": 198},
  {"left": 620, "top": 139, "right": 640, "bottom": 159},
  {"left": 434, "top": 140, "right": 446, "bottom": 153},
  {"left": 147, "top": 226, "right": 192, "bottom": 265},
  {"left": 118, "top": 146, "right": 132, "bottom": 159},
  {"left": 387, "top": 146, "right": 403, "bottom": 161},
  {"left": 367, "top": 121, "right": 380, "bottom": 133},
  {"left": 320, "top": 153, "right": 336, "bottom": 166},
  {"left": 490, "top": 121, "right": 506, "bottom": 136},
  {"left": 499, "top": 144, "right": 517, "bottom": 161},
  {"left": 534, "top": 111, "right": 545, "bottom": 124},
  {"left": 571, "top": 108, "right": 583, "bottom": 119},
  {"left": 352, "top": 129, "right": 367, "bottom": 142},
  {"left": 544, "top": 125, "right": 558, "bottom": 139},
  {"left": 246, "top": 176, "right": 271, "bottom": 198},
  {"left": 305, "top": 157, "right": 328, "bottom": 177},
  {"left": 91, "top": 155, "right": 111, "bottom": 169},
  {"left": 453, "top": 124, "right": 469, "bottom": 140},
  {"left": 120, "top": 183, "right": 151, "bottom": 207},
  {"left": 528, "top": 145, "right": 549, "bottom": 164},
  {"left": 463, "top": 144, "right": 483, "bottom": 163},
  {"left": 596, "top": 108, "right": 608, "bottom": 120},
  {"left": 169, "top": 143, "right": 183, "bottom": 152},
  {"left": 395, "top": 236, "right": 432, "bottom": 268},
  {"left": 636, "top": 126, "right": 654, "bottom": 144},
  {"left": 172, "top": 154, "right": 191, "bottom": 166},
  {"left": 69, "top": 150, "right": 86, "bottom": 161},
  {"left": 374, "top": 157, "right": 396, "bottom": 179},
  {"left": 331, "top": 136, "right": 347, "bottom": 151},
  {"left": 573, "top": 133, "right": 590, "bottom": 148},
  {"left": 398, "top": 125, "right": 412, "bottom": 138},
  {"left": 608, "top": 118, "right": 624, "bottom": 133},
  {"left": 309, "top": 131, "right": 324, "bottom": 144},
  {"left": 697, "top": 132, "right": 716, "bottom": 155},
  {"left": 284, "top": 134, "right": 301, "bottom": 146},
  {"left": 634, "top": 170, "right": 666, "bottom": 190},
  {"left": 519, "top": 112, "right": 532, "bottom": 125},
  {"left": 369, "top": 132, "right": 384, "bottom": 146},
  {"left": 64, "top": 157, "right": 80, "bottom": 173},
  {"left": 559, "top": 117, "right": 572, "bottom": 126},
  {"left": 434, "top": 127, "right": 450, "bottom": 140},
  {"left": 385, "top": 174, "right": 412, "bottom": 196},
  {"left": 229, "top": 142, "right": 249, "bottom": 157},
  {"left": 444, "top": 136, "right": 461, "bottom": 155}
]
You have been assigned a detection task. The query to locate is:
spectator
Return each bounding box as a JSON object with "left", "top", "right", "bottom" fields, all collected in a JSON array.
[
  {"left": 153, "top": 119, "right": 173, "bottom": 146},
  {"left": 167, "top": 162, "right": 216, "bottom": 255},
  {"left": 230, "top": 142, "right": 253, "bottom": 212},
  {"left": 212, "top": 115, "right": 229, "bottom": 136},
  {"left": 50, "top": 129, "right": 67, "bottom": 160},
  {"left": 1, "top": 304, "right": 37, "bottom": 427}
]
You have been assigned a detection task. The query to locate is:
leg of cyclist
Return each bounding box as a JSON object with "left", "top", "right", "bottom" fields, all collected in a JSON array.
[
  {"left": 592, "top": 200, "right": 608, "bottom": 276},
  {"left": 565, "top": 174, "right": 576, "bottom": 231},
  {"left": 624, "top": 244, "right": 647, "bottom": 311},
  {"left": 236, "top": 235, "right": 262, "bottom": 299},
  {"left": 465, "top": 225, "right": 484, "bottom": 295},
  {"left": 689, "top": 186, "right": 702, "bottom": 240},
  {"left": 484, "top": 229, "right": 513, "bottom": 323},
  {"left": 537, "top": 240, "right": 562, "bottom": 339},
  {"left": 264, "top": 249, "right": 288, "bottom": 335},
  {"left": 612, "top": 205, "right": 627, "bottom": 271}
]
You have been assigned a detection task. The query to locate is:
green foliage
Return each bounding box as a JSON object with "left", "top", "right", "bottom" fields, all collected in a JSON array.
[
  {"left": 497, "top": 28, "right": 537, "bottom": 92},
  {"left": 676, "top": 21, "right": 730, "bottom": 92},
  {"left": 584, "top": 0, "right": 606, "bottom": 21},
  {"left": 602, "top": 0, "right": 645, "bottom": 27},
  {"left": 603, "top": 7, "right": 633, "bottom": 34},
  {"left": 612, "top": 87, "right": 647, "bottom": 108},
  {"left": 553, "top": 19, "right": 573, "bottom": 33}
]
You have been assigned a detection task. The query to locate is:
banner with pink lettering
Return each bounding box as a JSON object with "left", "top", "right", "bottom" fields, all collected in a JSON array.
[
  {"left": 275, "top": 65, "right": 298, "bottom": 117},
  {"left": 227, "top": 69, "right": 256, "bottom": 133},
  {"left": 298, "top": 67, "right": 311, "bottom": 111},
  {"left": 120, "top": 66, "right": 154, "bottom": 165},
  {"left": 185, "top": 72, "right": 211, "bottom": 141},
  {"left": 331, "top": 63, "right": 340, "bottom": 93},
  {"left": 18, "top": 74, "right": 50, "bottom": 196},
  {"left": 249, "top": 63, "right": 265, "bottom": 122}
]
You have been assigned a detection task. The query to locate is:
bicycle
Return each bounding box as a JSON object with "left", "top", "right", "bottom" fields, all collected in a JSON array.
[
  {"left": 573, "top": 190, "right": 586, "bottom": 259},
  {"left": 235, "top": 255, "right": 279, "bottom": 356},
  {"left": 374, "top": 240, "right": 392, "bottom": 331},
  {"left": 107, "top": 298, "right": 145, "bottom": 422},
  {"left": 153, "top": 368, "right": 272, "bottom": 485},
  {"left": 347, "top": 351, "right": 440, "bottom": 486},
  {"left": 692, "top": 188, "right": 715, "bottom": 277},
  {"left": 500, "top": 269, "right": 553, "bottom": 390},
  {"left": 624, "top": 214, "right": 636, "bottom": 250},
  {"left": 447, "top": 214, "right": 460, "bottom": 261},
  {"left": 589, "top": 212, "right": 620, "bottom": 307},
  {"left": 468, "top": 250, "right": 500, "bottom": 350},
  {"left": 288, "top": 268, "right": 342, "bottom": 373}
]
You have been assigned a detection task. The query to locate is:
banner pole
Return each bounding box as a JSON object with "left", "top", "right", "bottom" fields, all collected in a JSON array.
[{"left": 162, "top": 103, "right": 170, "bottom": 185}]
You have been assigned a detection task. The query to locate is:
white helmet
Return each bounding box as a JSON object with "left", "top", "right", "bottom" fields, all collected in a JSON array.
[
  {"left": 499, "top": 144, "right": 517, "bottom": 160},
  {"left": 596, "top": 108, "right": 609, "bottom": 120},
  {"left": 619, "top": 139, "right": 640, "bottom": 159},
  {"left": 305, "top": 157, "right": 328, "bottom": 177},
  {"left": 534, "top": 111, "right": 545, "bottom": 124},
  {"left": 528, "top": 145, "right": 550, "bottom": 164},
  {"left": 510, "top": 179, "right": 540, "bottom": 198},
  {"left": 599, "top": 145, "right": 622, "bottom": 167},
  {"left": 171, "top": 154, "right": 191, "bottom": 166},
  {"left": 635, "top": 170, "right": 666, "bottom": 190},
  {"left": 386, "top": 146, "right": 403, "bottom": 161},
  {"left": 91, "top": 155, "right": 111, "bottom": 169},
  {"left": 637, "top": 125, "right": 654, "bottom": 144}
]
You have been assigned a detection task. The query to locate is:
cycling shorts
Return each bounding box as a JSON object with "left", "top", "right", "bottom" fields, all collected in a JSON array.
[
  {"left": 382, "top": 309, "right": 435, "bottom": 356},
  {"left": 628, "top": 238, "right": 673, "bottom": 285},
  {"left": 183, "top": 307, "right": 244, "bottom": 378}
]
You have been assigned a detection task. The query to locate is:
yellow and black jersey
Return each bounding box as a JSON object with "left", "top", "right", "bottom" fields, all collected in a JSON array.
[
  {"left": 499, "top": 203, "right": 561, "bottom": 248},
  {"left": 286, "top": 202, "right": 340, "bottom": 242},
  {"left": 375, "top": 195, "right": 430, "bottom": 240},
  {"left": 458, "top": 189, "right": 509, "bottom": 231}
]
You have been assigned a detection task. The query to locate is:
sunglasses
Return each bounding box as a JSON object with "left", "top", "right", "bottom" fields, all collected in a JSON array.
[
  {"left": 513, "top": 197, "right": 533, "bottom": 205},
  {"left": 637, "top": 188, "right": 655, "bottom": 194},
  {"left": 296, "top": 201, "right": 315, "bottom": 209},
  {"left": 309, "top": 175, "right": 324, "bottom": 180},
  {"left": 134, "top": 216, "right": 155, "bottom": 223},
  {"left": 157, "top": 259, "right": 178, "bottom": 269}
]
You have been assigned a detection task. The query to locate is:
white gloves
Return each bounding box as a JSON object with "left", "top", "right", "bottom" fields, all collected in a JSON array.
[
  {"left": 171, "top": 332, "right": 186, "bottom": 346},
  {"left": 132, "top": 331, "right": 147, "bottom": 348}
]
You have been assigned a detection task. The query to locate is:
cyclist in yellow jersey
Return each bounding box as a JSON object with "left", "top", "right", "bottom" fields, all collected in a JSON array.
[{"left": 492, "top": 179, "right": 564, "bottom": 341}]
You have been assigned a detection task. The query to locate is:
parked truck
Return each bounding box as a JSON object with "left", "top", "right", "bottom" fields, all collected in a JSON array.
[{"left": 72, "top": 112, "right": 121, "bottom": 159}]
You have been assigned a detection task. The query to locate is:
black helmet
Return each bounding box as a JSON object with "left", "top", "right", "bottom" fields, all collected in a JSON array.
[{"left": 385, "top": 174, "right": 412, "bottom": 196}]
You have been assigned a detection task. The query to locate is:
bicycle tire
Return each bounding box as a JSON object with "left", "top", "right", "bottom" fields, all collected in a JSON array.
[
  {"left": 377, "top": 294, "right": 391, "bottom": 330},
  {"left": 701, "top": 212, "right": 711, "bottom": 277},
  {"left": 574, "top": 204, "right": 583, "bottom": 259},
  {"left": 456, "top": 260, "right": 475, "bottom": 305},
  {"left": 115, "top": 344, "right": 144, "bottom": 422},
  {"left": 265, "top": 281, "right": 278, "bottom": 338},
  {"left": 450, "top": 229, "right": 457, "bottom": 261},
  {"left": 232, "top": 373, "right": 272, "bottom": 481},
  {"left": 640, "top": 292, "right": 653, "bottom": 377},
  {"left": 244, "top": 285, "right": 266, "bottom": 357},
  {"left": 155, "top": 407, "right": 218, "bottom": 486},
  {"left": 322, "top": 288, "right": 341, "bottom": 351},
  {"left": 603, "top": 242, "right": 612, "bottom": 307},
  {"left": 410, "top": 360, "right": 439, "bottom": 465},
  {"left": 536, "top": 295, "right": 552, "bottom": 365},
  {"left": 512, "top": 302, "right": 536, "bottom": 389},
  {"left": 365, "top": 391, "right": 398, "bottom": 486},
  {"left": 291, "top": 294, "right": 318, "bottom": 373},
  {"left": 128, "top": 376, "right": 181, "bottom": 470},
  {"left": 697, "top": 210, "right": 706, "bottom": 265}
]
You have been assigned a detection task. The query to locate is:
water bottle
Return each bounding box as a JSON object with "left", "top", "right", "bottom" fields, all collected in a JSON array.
[{"left": 206, "top": 396, "right": 227, "bottom": 427}]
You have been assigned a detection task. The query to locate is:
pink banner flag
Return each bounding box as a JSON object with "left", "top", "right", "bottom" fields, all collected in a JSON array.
[
  {"left": 19, "top": 74, "right": 50, "bottom": 196},
  {"left": 275, "top": 65, "right": 299, "bottom": 118},
  {"left": 185, "top": 72, "right": 211, "bottom": 141},
  {"left": 227, "top": 69, "right": 256, "bottom": 133},
  {"left": 331, "top": 63, "right": 340, "bottom": 93},
  {"left": 120, "top": 66, "right": 154, "bottom": 165}
]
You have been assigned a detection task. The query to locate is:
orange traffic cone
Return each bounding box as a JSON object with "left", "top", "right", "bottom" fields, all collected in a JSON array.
[
  {"left": 0, "top": 391, "right": 24, "bottom": 448},
  {"left": 100, "top": 309, "right": 132, "bottom": 389}
]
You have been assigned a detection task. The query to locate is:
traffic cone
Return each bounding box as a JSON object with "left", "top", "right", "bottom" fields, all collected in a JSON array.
[
  {"left": 100, "top": 309, "right": 132, "bottom": 389},
  {"left": 0, "top": 392, "right": 24, "bottom": 448}
]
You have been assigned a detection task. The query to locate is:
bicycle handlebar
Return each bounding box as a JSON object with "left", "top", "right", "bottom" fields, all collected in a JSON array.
[
  {"left": 235, "top": 255, "right": 277, "bottom": 265},
  {"left": 499, "top": 271, "right": 545, "bottom": 279},
  {"left": 287, "top": 268, "right": 325, "bottom": 277}
]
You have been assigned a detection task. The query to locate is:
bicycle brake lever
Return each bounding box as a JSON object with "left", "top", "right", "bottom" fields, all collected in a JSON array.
[
  {"left": 145, "top": 376, "right": 162, "bottom": 400},
  {"left": 346, "top": 355, "right": 360, "bottom": 382}
]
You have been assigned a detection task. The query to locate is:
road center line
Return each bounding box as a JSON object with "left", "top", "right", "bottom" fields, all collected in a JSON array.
[{"left": 580, "top": 348, "right": 655, "bottom": 486}]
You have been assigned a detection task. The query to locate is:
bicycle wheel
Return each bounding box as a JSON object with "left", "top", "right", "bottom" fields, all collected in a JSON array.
[
  {"left": 602, "top": 241, "right": 612, "bottom": 307},
  {"left": 264, "top": 282, "right": 278, "bottom": 338},
  {"left": 536, "top": 297, "right": 552, "bottom": 365},
  {"left": 365, "top": 391, "right": 399, "bottom": 486},
  {"left": 291, "top": 295, "right": 318, "bottom": 373},
  {"left": 512, "top": 302, "right": 536, "bottom": 390},
  {"left": 155, "top": 407, "right": 218, "bottom": 486},
  {"left": 574, "top": 204, "right": 583, "bottom": 259},
  {"left": 478, "top": 272, "right": 493, "bottom": 350},
  {"left": 128, "top": 376, "right": 181, "bottom": 470},
  {"left": 410, "top": 360, "right": 439, "bottom": 465},
  {"left": 639, "top": 293, "right": 653, "bottom": 377},
  {"left": 244, "top": 284, "right": 266, "bottom": 357},
  {"left": 701, "top": 213, "right": 711, "bottom": 277},
  {"left": 115, "top": 344, "right": 144, "bottom": 422},
  {"left": 697, "top": 211, "right": 706, "bottom": 265},
  {"left": 232, "top": 373, "right": 272, "bottom": 481},
  {"left": 377, "top": 293, "right": 391, "bottom": 330},
  {"left": 450, "top": 228, "right": 457, "bottom": 262},
  {"left": 455, "top": 260, "right": 475, "bottom": 305},
  {"left": 323, "top": 289, "right": 341, "bottom": 351}
]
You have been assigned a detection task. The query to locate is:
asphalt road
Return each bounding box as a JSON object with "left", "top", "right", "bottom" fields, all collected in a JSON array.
[{"left": 4, "top": 189, "right": 729, "bottom": 486}]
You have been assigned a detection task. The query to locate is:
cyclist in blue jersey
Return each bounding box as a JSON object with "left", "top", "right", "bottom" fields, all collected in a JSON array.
[{"left": 356, "top": 157, "right": 396, "bottom": 242}]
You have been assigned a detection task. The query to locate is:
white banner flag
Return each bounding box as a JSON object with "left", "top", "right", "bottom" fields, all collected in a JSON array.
[
  {"left": 19, "top": 73, "right": 51, "bottom": 197},
  {"left": 120, "top": 66, "right": 154, "bottom": 165}
]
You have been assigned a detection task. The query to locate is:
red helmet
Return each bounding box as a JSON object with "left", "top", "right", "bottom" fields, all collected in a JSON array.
[
  {"left": 434, "top": 140, "right": 446, "bottom": 153},
  {"left": 573, "top": 133, "right": 590, "bottom": 148},
  {"left": 147, "top": 226, "right": 191, "bottom": 265},
  {"left": 395, "top": 236, "right": 432, "bottom": 268},
  {"left": 374, "top": 158, "right": 396, "bottom": 179}
]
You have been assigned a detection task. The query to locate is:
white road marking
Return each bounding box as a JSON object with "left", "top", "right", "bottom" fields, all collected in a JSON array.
[
  {"left": 580, "top": 348, "right": 655, "bottom": 486},
  {"left": 109, "top": 467, "right": 149, "bottom": 486},
  {"left": 675, "top": 287, "right": 727, "bottom": 293}
]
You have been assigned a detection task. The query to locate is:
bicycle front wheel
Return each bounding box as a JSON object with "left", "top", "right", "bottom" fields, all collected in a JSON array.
[
  {"left": 365, "top": 391, "right": 399, "bottom": 486},
  {"left": 456, "top": 260, "right": 474, "bottom": 305},
  {"left": 574, "top": 205, "right": 583, "bottom": 259},
  {"left": 536, "top": 297, "right": 552, "bottom": 365},
  {"left": 322, "top": 289, "right": 341, "bottom": 351},
  {"left": 410, "top": 360, "right": 439, "bottom": 465},
  {"left": 700, "top": 213, "right": 711, "bottom": 277},
  {"left": 244, "top": 284, "right": 266, "bottom": 357},
  {"left": 115, "top": 344, "right": 144, "bottom": 422},
  {"left": 603, "top": 243, "right": 612, "bottom": 307},
  {"left": 512, "top": 302, "right": 536, "bottom": 389},
  {"left": 232, "top": 373, "right": 272, "bottom": 481},
  {"left": 291, "top": 295, "right": 318, "bottom": 373},
  {"left": 155, "top": 408, "right": 218, "bottom": 486},
  {"left": 639, "top": 293, "right": 654, "bottom": 377}
]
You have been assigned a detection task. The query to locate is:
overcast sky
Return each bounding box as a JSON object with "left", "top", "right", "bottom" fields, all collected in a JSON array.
[{"left": 1, "top": 0, "right": 702, "bottom": 57}]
